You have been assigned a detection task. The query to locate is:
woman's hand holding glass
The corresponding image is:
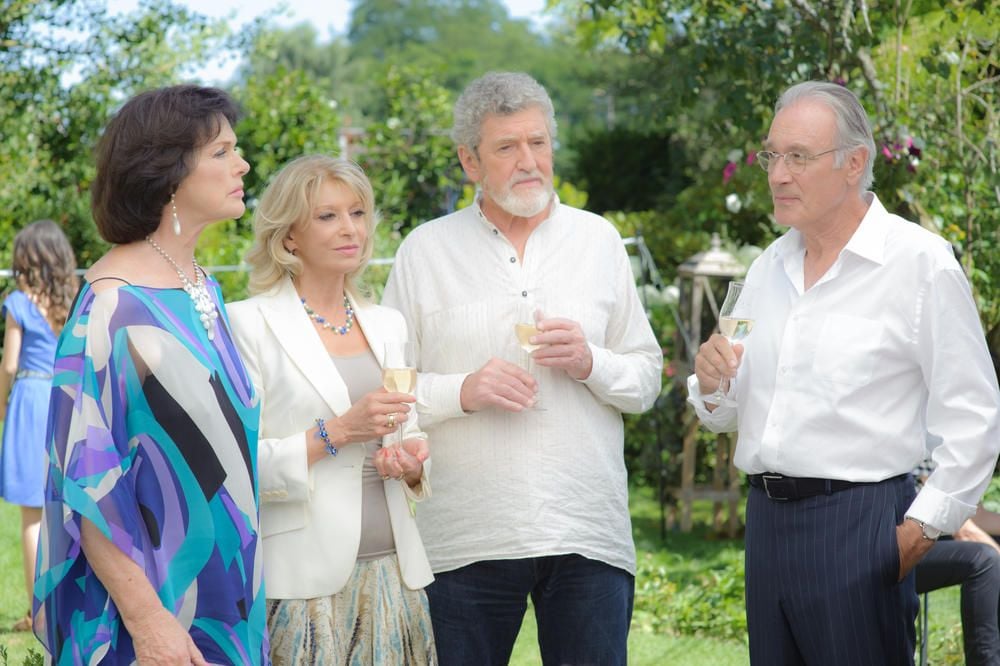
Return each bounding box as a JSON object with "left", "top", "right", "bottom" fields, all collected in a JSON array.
[
  {"left": 374, "top": 436, "right": 429, "bottom": 486},
  {"left": 320, "top": 388, "right": 415, "bottom": 456},
  {"left": 382, "top": 342, "right": 417, "bottom": 447}
]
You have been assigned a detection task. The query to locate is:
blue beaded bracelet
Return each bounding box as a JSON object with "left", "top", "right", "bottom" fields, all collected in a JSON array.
[{"left": 315, "top": 417, "right": 337, "bottom": 456}]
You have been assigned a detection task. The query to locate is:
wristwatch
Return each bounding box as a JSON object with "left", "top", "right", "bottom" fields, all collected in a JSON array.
[{"left": 906, "top": 516, "right": 942, "bottom": 541}]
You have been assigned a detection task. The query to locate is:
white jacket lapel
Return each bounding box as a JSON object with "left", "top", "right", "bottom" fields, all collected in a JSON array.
[{"left": 258, "top": 278, "right": 353, "bottom": 417}]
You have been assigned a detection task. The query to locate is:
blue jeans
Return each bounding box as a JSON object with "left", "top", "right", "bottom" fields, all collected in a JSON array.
[{"left": 426, "top": 554, "right": 634, "bottom": 666}]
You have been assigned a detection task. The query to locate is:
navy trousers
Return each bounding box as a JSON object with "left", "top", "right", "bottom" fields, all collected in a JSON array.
[
  {"left": 916, "top": 538, "right": 1000, "bottom": 665},
  {"left": 745, "top": 474, "right": 918, "bottom": 665}
]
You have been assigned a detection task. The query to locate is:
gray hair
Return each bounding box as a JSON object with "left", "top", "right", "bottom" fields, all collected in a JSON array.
[
  {"left": 776, "top": 81, "right": 876, "bottom": 191},
  {"left": 451, "top": 71, "right": 557, "bottom": 153}
]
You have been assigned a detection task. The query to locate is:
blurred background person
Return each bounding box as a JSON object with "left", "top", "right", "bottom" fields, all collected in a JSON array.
[
  {"left": 33, "top": 84, "right": 267, "bottom": 665},
  {"left": 229, "top": 154, "right": 435, "bottom": 665},
  {"left": 0, "top": 219, "right": 77, "bottom": 632}
]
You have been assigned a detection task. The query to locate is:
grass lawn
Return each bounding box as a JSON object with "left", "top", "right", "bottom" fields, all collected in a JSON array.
[{"left": 0, "top": 485, "right": 966, "bottom": 665}]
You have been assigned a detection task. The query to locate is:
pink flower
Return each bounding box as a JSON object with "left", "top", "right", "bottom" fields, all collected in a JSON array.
[
  {"left": 746, "top": 151, "right": 756, "bottom": 165},
  {"left": 722, "top": 161, "right": 738, "bottom": 183},
  {"left": 881, "top": 145, "right": 893, "bottom": 161}
]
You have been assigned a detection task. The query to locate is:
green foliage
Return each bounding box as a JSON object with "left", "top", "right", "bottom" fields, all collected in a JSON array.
[
  {"left": 0, "top": 0, "right": 243, "bottom": 268},
  {"left": 634, "top": 549, "right": 748, "bottom": 641},
  {"left": 358, "top": 66, "right": 464, "bottom": 234},
  {"left": 569, "top": 127, "right": 689, "bottom": 213},
  {"left": 232, "top": 66, "right": 342, "bottom": 218},
  {"left": 562, "top": 0, "right": 999, "bottom": 348}
]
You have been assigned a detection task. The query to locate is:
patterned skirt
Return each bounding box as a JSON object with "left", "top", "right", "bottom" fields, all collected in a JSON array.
[{"left": 267, "top": 554, "right": 437, "bottom": 665}]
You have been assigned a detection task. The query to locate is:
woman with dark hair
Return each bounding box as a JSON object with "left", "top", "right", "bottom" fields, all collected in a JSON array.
[
  {"left": 33, "top": 85, "right": 267, "bottom": 665},
  {"left": 0, "top": 219, "right": 77, "bottom": 632}
]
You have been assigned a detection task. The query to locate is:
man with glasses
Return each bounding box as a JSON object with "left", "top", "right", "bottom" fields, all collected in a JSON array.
[{"left": 688, "top": 81, "right": 1000, "bottom": 664}]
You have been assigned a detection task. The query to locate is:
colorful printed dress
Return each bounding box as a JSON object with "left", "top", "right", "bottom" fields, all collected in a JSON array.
[
  {"left": 0, "top": 290, "right": 57, "bottom": 507},
  {"left": 33, "top": 279, "right": 268, "bottom": 665}
]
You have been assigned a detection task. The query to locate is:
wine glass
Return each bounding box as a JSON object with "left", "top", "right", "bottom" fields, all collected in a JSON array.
[
  {"left": 709, "top": 281, "right": 755, "bottom": 405},
  {"left": 382, "top": 341, "right": 416, "bottom": 447},
  {"left": 513, "top": 296, "right": 546, "bottom": 410}
]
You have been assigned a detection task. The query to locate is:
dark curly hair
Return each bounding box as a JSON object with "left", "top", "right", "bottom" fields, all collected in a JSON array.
[
  {"left": 11, "top": 220, "right": 78, "bottom": 334},
  {"left": 90, "top": 84, "right": 241, "bottom": 244}
]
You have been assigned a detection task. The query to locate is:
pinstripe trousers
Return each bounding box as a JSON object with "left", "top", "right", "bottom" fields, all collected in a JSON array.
[{"left": 745, "top": 474, "right": 918, "bottom": 665}]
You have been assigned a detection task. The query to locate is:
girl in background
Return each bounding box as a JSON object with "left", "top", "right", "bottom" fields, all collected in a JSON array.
[{"left": 0, "top": 219, "right": 77, "bottom": 631}]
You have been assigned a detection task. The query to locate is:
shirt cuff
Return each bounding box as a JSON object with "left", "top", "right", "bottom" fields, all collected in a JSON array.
[
  {"left": 419, "top": 371, "right": 471, "bottom": 422},
  {"left": 685, "top": 373, "right": 735, "bottom": 424},
  {"left": 579, "top": 342, "right": 610, "bottom": 388},
  {"left": 906, "top": 483, "right": 978, "bottom": 535}
]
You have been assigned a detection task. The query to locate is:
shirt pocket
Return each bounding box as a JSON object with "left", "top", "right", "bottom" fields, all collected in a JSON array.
[{"left": 812, "top": 313, "right": 885, "bottom": 386}]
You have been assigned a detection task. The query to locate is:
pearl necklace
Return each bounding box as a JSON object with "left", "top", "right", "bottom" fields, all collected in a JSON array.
[
  {"left": 301, "top": 296, "right": 354, "bottom": 335},
  {"left": 145, "top": 236, "right": 218, "bottom": 340}
]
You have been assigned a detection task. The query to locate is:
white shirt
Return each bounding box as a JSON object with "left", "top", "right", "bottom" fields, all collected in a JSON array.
[
  {"left": 382, "top": 197, "right": 662, "bottom": 575},
  {"left": 687, "top": 194, "right": 1000, "bottom": 534}
]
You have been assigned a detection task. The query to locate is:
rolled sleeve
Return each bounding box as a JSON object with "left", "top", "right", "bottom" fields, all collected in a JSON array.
[
  {"left": 415, "top": 371, "right": 471, "bottom": 427},
  {"left": 581, "top": 342, "right": 662, "bottom": 414}
]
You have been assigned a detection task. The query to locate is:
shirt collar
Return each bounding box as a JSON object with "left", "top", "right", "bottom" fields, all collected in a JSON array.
[
  {"left": 772, "top": 191, "right": 888, "bottom": 266},
  {"left": 841, "top": 192, "right": 887, "bottom": 266}
]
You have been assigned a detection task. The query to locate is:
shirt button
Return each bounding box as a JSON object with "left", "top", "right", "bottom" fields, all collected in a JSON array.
[
  {"left": 522, "top": 291, "right": 528, "bottom": 297},
  {"left": 509, "top": 257, "right": 516, "bottom": 263},
  {"left": 493, "top": 229, "right": 499, "bottom": 235}
]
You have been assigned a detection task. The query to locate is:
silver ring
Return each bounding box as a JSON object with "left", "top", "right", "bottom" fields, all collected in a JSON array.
[
  {"left": 387, "top": 413, "right": 397, "bottom": 428},
  {"left": 381, "top": 474, "right": 391, "bottom": 481}
]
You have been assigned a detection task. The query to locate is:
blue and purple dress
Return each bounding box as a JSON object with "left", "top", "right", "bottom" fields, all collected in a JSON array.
[
  {"left": 33, "top": 279, "right": 268, "bottom": 665},
  {"left": 0, "top": 290, "right": 57, "bottom": 507}
]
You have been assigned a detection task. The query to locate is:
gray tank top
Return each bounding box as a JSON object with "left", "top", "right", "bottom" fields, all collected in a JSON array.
[{"left": 330, "top": 350, "right": 396, "bottom": 561}]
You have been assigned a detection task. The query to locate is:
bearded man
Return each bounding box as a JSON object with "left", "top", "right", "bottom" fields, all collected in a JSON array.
[{"left": 382, "top": 71, "right": 662, "bottom": 666}]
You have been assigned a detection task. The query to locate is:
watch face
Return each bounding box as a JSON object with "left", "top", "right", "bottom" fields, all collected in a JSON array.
[{"left": 924, "top": 526, "right": 943, "bottom": 540}]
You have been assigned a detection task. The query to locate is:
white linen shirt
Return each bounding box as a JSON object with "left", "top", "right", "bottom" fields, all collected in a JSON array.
[
  {"left": 382, "top": 197, "right": 662, "bottom": 575},
  {"left": 687, "top": 193, "right": 1000, "bottom": 534}
]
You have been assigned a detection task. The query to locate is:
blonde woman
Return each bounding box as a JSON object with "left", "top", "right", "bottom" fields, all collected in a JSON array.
[{"left": 228, "top": 154, "right": 436, "bottom": 665}]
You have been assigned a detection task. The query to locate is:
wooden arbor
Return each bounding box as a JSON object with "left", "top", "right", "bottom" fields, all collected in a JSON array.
[{"left": 675, "top": 234, "right": 745, "bottom": 537}]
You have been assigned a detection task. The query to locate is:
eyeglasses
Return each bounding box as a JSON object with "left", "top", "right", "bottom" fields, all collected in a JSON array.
[{"left": 756, "top": 148, "right": 840, "bottom": 174}]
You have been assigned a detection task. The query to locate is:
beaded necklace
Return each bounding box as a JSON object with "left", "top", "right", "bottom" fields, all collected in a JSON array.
[
  {"left": 301, "top": 296, "right": 354, "bottom": 335},
  {"left": 145, "top": 236, "right": 218, "bottom": 340}
]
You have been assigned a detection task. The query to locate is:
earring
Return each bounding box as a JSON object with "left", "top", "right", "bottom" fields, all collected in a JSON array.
[{"left": 171, "top": 193, "right": 182, "bottom": 236}]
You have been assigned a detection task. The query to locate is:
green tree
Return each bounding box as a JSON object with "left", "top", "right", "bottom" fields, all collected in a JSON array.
[
  {"left": 561, "top": 0, "right": 998, "bottom": 334},
  {"left": 0, "top": 0, "right": 245, "bottom": 268},
  {"left": 357, "top": 66, "right": 463, "bottom": 235}
]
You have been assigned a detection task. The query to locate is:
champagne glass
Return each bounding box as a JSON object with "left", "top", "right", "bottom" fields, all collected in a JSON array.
[
  {"left": 709, "top": 281, "right": 755, "bottom": 405},
  {"left": 513, "top": 297, "right": 546, "bottom": 410},
  {"left": 382, "top": 341, "right": 416, "bottom": 447}
]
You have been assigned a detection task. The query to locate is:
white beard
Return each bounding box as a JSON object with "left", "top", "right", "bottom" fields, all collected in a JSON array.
[{"left": 488, "top": 181, "right": 554, "bottom": 218}]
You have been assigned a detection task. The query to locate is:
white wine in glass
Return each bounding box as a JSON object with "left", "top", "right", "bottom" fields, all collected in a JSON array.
[
  {"left": 513, "top": 298, "right": 546, "bottom": 410},
  {"left": 711, "top": 281, "right": 755, "bottom": 404},
  {"left": 515, "top": 323, "right": 543, "bottom": 353},
  {"left": 383, "top": 341, "right": 416, "bottom": 447}
]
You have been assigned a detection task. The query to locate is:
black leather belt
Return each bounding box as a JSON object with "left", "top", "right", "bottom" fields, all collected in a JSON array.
[{"left": 748, "top": 473, "right": 866, "bottom": 501}]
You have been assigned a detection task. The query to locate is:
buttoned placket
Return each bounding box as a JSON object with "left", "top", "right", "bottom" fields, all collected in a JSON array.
[{"left": 478, "top": 206, "right": 541, "bottom": 303}]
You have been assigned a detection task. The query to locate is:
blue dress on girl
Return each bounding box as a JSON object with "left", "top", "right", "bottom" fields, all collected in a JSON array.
[{"left": 1, "top": 290, "right": 57, "bottom": 507}]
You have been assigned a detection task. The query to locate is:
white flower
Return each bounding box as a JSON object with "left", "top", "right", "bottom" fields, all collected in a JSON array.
[{"left": 725, "top": 193, "right": 742, "bottom": 214}]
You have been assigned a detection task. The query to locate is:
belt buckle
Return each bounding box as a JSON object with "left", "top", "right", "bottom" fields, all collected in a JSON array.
[{"left": 762, "top": 474, "right": 791, "bottom": 501}]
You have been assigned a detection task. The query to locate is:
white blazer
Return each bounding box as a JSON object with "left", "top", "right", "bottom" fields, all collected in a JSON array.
[{"left": 227, "top": 277, "right": 433, "bottom": 599}]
